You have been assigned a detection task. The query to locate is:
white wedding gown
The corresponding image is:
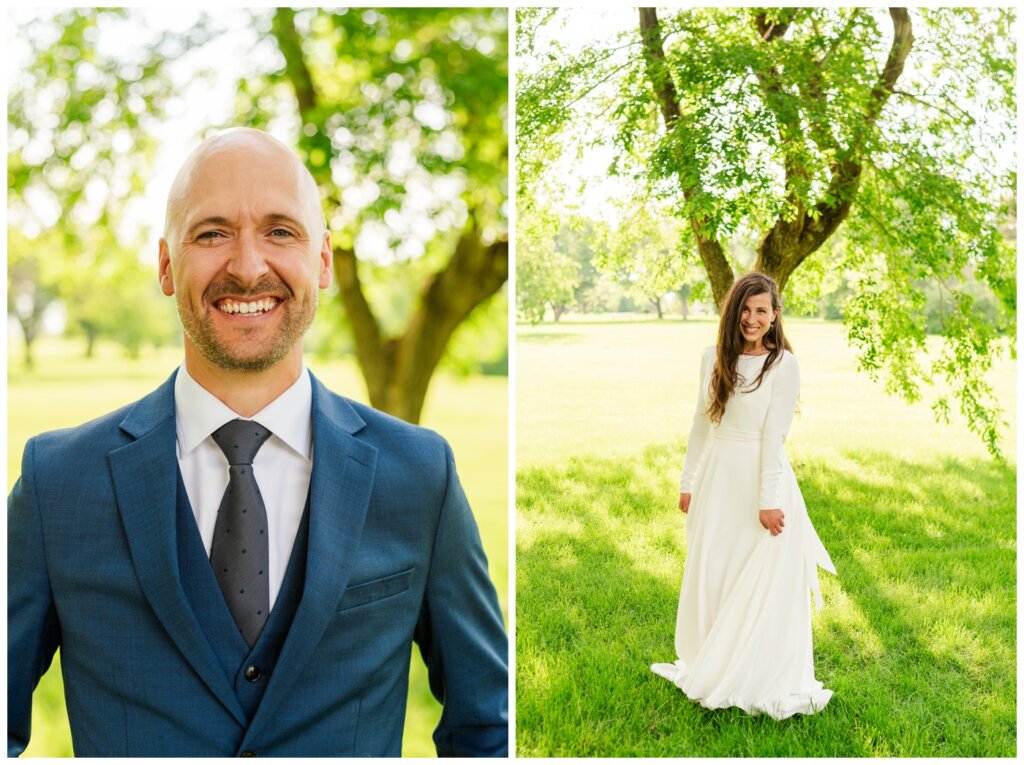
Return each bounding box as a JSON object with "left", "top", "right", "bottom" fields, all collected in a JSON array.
[{"left": 651, "top": 346, "right": 837, "bottom": 719}]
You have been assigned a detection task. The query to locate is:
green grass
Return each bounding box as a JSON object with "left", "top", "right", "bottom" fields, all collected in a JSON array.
[
  {"left": 8, "top": 338, "right": 507, "bottom": 758},
  {"left": 516, "top": 318, "right": 1015, "bottom": 757}
]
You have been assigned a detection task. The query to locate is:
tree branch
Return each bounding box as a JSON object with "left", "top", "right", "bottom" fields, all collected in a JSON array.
[
  {"left": 893, "top": 89, "right": 974, "bottom": 123},
  {"left": 271, "top": 9, "right": 318, "bottom": 117},
  {"left": 804, "top": 8, "right": 914, "bottom": 252},
  {"left": 561, "top": 60, "right": 634, "bottom": 112},
  {"left": 800, "top": 10, "right": 864, "bottom": 155},
  {"left": 866, "top": 8, "right": 914, "bottom": 126},
  {"left": 818, "top": 9, "right": 859, "bottom": 68},
  {"left": 751, "top": 10, "right": 807, "bottom": 189},
  {"left": 638, "top": 7, "right": 734, "bottom": 305},
  {"left": 332, "top": 246, "right": 389, "bottom": 391},
  {"left": 638, "top": 8, "right": 681, "bottom": 130},
  {"left": 753, "top": 12, "right": 790, "bottom": 42}
]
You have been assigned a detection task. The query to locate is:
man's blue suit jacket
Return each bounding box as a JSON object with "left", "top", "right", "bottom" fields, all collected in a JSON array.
[{"left": 8, "top": 370, "right": 508, "bottom": 756}]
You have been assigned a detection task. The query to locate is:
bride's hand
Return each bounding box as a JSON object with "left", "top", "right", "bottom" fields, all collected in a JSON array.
[
  {"left": 759, "top": 509, "right": 785, "bottom": 535},
  {"left": 679, "top": 493, "right": 691, "bottom": 513}
]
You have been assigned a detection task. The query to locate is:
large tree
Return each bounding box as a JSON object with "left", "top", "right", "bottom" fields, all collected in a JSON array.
[{"left": 518, "top": 7, "right": 1015, "bottom": 457}]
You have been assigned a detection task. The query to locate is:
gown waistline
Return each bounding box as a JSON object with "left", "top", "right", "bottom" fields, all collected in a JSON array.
[{"left": 711, "top": 426, "right": 760, "bottom": 442}]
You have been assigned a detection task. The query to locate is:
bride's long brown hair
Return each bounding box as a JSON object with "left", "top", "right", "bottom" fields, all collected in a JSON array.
[{"left": 706, "top": 272, "right": 792, "bottom": 424}]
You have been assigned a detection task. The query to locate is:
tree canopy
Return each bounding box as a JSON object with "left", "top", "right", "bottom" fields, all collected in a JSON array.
[{"left": 517, "top": 7, "right": 1015, "bottom": 458}]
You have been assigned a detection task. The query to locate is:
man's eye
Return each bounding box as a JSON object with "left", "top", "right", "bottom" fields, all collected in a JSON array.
[
  {"left": 197, "top": 231, "right": 223, "bottom": 240},
  {"left": 270, "top": 228, "right": 294, "bottom": 237}
]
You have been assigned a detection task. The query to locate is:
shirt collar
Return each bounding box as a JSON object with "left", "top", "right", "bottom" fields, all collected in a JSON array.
[{"left": 174, "top": 363, "right": 313, "bottom": 461}]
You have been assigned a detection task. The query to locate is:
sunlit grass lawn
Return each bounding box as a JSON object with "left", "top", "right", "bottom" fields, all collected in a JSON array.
[
  {"left": 516, "top": 317, "right": 1015, "bottom": 757},
  {"left": 8, "top": 337, "right": 507, "bottom": 758}
]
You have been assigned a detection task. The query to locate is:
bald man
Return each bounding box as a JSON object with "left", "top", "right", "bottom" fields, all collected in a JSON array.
[{"left": 8, "top": 129, "right": 508, "bottom": 757}]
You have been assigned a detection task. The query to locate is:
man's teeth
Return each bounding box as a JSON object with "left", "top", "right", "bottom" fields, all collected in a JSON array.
[{"left": 219, "top": 299, "right": 277, "bottom": 315}]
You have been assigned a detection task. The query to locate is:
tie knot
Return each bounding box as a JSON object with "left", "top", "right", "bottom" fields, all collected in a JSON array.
[{"left": 212, "top": 419, "right": 272, "bottom": 465}]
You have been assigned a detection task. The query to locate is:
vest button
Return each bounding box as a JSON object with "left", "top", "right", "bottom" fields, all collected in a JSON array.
[{"left": 245, "top": 665, "right": 262, "bottom": 682}]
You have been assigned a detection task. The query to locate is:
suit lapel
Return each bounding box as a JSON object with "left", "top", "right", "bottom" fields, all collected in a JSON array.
[
  {"left": 108, "top": 372, "right": 247, "bottom": 726},
  {"left": 242, "top": 373, "right": 378, "bottom": 746}
]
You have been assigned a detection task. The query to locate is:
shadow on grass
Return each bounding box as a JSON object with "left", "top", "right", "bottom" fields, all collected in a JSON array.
[{"left": 516, "top": 445, "right": 1015, "bottom": 757}]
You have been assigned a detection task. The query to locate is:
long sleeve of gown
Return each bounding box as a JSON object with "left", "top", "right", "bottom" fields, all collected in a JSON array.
[
  {"left": 679, "top": 349, "right": 713, "bottom": 493},
  {"left": 759, "top": 352, "right": 800, "bottom": 509}
]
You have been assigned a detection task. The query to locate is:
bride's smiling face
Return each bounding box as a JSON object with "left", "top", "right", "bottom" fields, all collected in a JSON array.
[{"left": 738, "top": 292, "right": 778, "bottom": 349}]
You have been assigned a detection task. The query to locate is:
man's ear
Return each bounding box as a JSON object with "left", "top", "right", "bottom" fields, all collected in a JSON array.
[
  {"left": 158, "top": 239, "right": 175, "bottom": 296},
  {"left": 318, "top": 230, "right": 333, "bottom": 289}
]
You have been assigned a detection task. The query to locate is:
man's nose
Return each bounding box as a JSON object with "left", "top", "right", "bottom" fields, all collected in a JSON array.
[{"left": 225, "top": 230, "right": 271, "bottom": 286}]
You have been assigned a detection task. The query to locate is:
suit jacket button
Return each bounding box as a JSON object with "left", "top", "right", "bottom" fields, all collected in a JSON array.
[
  {"left": 245, "top": 666, "right": 261, "bottom": 682},
  {"left": 240, "top": 751, "right": 257, "bottom": 757}
]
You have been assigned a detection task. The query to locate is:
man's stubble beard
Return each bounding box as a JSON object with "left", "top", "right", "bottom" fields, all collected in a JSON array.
[{"left": 177, "top": 284, "right": 318, "bottom": 372}]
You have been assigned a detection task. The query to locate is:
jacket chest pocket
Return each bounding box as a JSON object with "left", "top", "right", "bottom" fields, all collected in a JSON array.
[{"left": 336, "top": 567, "right": 414, "bottom": 612}]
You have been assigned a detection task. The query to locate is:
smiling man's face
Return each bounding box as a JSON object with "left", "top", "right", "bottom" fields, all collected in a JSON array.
[{"left": 158, "top": 130, "right": 331, "bottom": 372}]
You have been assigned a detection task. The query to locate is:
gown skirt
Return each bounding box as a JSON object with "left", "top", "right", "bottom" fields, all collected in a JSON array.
[{"left": 651, "top": 425, "right": 836, "bottom": 719}]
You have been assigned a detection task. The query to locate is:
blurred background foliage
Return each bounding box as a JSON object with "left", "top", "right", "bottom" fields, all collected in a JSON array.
[
  {"left": 7, "top": 6, "right": 508, "bottom": 758},
  {"left": 8, "top": 7, "right": 508, "bottom": 420}
]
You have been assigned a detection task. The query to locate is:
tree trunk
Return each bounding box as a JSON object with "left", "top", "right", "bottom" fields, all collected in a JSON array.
[
  {"left": 678, "top": 289, "right": 689, "bottom": 320},
  {"left": 639, "top": 8, "right": 735, "bottom": 309},
  {"left": 21, "top": 329, "right": 35, "bottom": 370},
  {"left": 750, "top": 9, "right": 913, "bottom": 291},
  {"left": 83, "top": 324, "right": 97, "bottom": 359},
  {"left": 334, "top": 230, "right": 507, "bottom": 424},
  {"left": 651, "top": 296, "right": 663, "bottom": 318},
  {"left": 551, "top": 303, "right": 567, "bottom": 322}
]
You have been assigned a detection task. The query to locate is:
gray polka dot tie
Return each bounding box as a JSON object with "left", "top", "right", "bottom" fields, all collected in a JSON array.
[{"left": 210, "top": 419, "right": 272, "bottom": 647}]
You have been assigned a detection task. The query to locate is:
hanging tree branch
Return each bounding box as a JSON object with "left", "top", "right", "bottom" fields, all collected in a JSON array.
[{"left": 806, "top": 8, "right": 913, "bottom": 241}]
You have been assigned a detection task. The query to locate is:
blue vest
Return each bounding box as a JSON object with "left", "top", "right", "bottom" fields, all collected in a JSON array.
[{"left": 175, "top": 471, "right": 310, "bottom": 723}]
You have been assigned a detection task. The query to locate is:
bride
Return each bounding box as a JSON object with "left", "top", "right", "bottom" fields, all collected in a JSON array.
[{"left": 651, "top": 272, "right": 837, "bottom": 719}]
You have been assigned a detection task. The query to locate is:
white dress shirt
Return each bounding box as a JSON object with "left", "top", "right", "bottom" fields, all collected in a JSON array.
[{"left": 174, "top": 364, "right": 313, "bottom": 610}]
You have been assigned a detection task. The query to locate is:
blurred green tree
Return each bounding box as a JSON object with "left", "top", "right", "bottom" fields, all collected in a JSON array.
[
  {"left": 516, "top": 215, "right": 580, "bottom": 323},
  {"left": 7, "top": 9, "right": 184, "bottom": 362},
  {"left": 517, "top": 210, "right": 638, "bottom": 323},
  {"left": 56, "top": 229, "right": 180, "bottom": 359},
  {"left": 7, "top": 229, "right": 63, "bottom": 369},
  {"left": 517, "top": 7, "right": 1015, "bottom": 458},
  {"left": 597, "top": 201, "right": 707, "bottom": 319}
]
